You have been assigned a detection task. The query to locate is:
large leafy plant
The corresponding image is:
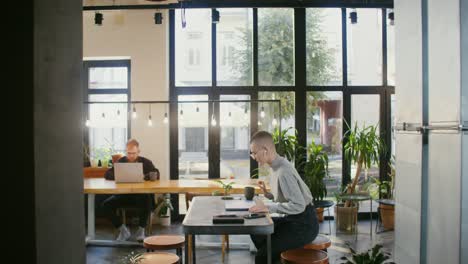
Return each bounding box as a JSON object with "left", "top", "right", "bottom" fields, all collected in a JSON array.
[
  {"left": 343, "top": 122, "right": 385, "bottom": 206},
  {"left": 340, "top": 244, "right": 394, "bottom": 264},
  {"left": 215, "top": 180, "right": 235, "bottom": 196},
  {"left": 272, "top": 127, "right": 299, "bottom": 162},
  {"left": 304, "top": 142, "right": 329, "bottom": 202},
  {"left": 156, "top": 194, "right": 174, "bottom": 217}
]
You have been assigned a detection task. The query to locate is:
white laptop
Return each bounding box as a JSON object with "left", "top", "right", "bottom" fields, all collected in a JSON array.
[
  {"left": 114, "top": 163, "right": 144, "bottom": 183},
  {"left": 225, "top": 200, "right": 255, "bottom": 211}
]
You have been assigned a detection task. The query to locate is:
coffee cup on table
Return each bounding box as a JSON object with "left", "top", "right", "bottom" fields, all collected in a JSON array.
[{"left": 244, "top": 186, "right": 255, "bottom": 200}]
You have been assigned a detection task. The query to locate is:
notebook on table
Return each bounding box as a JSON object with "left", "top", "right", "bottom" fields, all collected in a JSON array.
[{"left": 224, "top": 200, "right": 255, "bottom": 211}]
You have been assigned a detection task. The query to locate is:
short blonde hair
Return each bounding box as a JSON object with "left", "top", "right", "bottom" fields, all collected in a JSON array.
[
  {"left": 250, "top": 131, "right": 274, "bottom": 145},
  {"left": 126, "top": 139, "right": 140, "bottom": 148}
]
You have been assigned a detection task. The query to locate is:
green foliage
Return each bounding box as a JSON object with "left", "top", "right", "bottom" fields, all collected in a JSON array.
[
  {"left": 343, "top": 122, "right": 385, "bottom": 171},
  {"left": 272, "top": 127, "right": 299, "bottom": 162},
  {"left": 215, "top": 180, "right": 235, "bottom": 195},
  {"left": 340, "top": 244, "right": 394, "bottom": 264},
  {"left": 304, "top": 142, "right": 329, "bottom": 202},
  {"left": 156, "top": 194, "right": 174, "bottom": 217},
  {"left": 119, "top": 251, "right": 144, "bottom": 264}
]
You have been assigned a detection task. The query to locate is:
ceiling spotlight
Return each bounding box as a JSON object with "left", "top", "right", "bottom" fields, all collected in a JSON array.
[
  {"left": 388, "top": 10, "right": 395, "bottom": 26},
  {"left": 349, "top": 9, "right": 357, "bottom": 24},
  {"left": 212, "top": 9, "right": 220, "bottom": 24},
  {"left": 154, "top": 12, "right": 163, "bottom": 25},
  {"left": 95, "top": 12, "right": 103, "bottom": 26}
]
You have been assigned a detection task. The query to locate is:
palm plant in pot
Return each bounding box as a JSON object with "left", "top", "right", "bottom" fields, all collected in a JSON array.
[
  {"left": 304, "top": 142, "right": 329, "bottom": 222},
  {"left": 156, "top": 194, "right": 173, "bottom": 226},
  {"left": 373, "top": 156, "right": 395, "bottom": 230},
  {"left": 336, "top": 123, "right": 385, "bottom": 231}
]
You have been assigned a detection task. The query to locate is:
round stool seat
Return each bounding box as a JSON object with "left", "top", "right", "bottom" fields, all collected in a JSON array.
[
  {"left": 281, "top": 248, "right": 329, "bottom": 264},
  {"left": 143, "top": 235, "right": 185, "bottom": 250},
  {"left": 140, "top": 252, "right": 180, "bottom": 264},
  {"left": 303, "top": 235, "right": 331, "bottom": 250}
]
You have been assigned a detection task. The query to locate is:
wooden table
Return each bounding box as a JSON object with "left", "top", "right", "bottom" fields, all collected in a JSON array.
[
  {"left": 183, "top": 196, "right": 274, "bottom": 264},
  {"left": 84, "top": 178, "right": 262, "bottom": 246}
]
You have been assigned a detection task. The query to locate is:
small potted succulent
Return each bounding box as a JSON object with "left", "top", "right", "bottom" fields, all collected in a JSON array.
[
  {"left": 340, "top": 244, "right": 395, "bottom": 264},
  {"left": 215, "top": 180, "right": 235, "bottom": 200},
  {"left": 156, "top": 194, "right": 173, "bottom": 226}
]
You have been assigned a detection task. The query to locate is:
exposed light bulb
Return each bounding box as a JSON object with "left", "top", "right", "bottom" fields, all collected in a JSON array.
[
  {"left": 196, "top": 106, "right": 199, "bottom": 112},
  {"left": 211, "top": 115, "right": 217, "bottom": 126},
  {"left": 132, "top": 106, "right": 137, "bottom": 119},
  {"left": 272, "top": 118, "right": 278, "bottom": 126},
  {"left": 260, "top": 106, "right": 265, "bottom": 118},
  {"left": 148, "top": 115, "right": 153, "bottom": 127},
  {"left": 85, "top": 119, "right": 90, "bottom": 127},
  {"left": 258, "top": 121, "right": 262, "bottom": 126},
  {"left": 180, "top": 109, "right": 184, "bottom": 120},
  {"left": 102, "top": 113, "right": 106, "bottom": 119},
  {"left": 163, "top": 112, "right": 168, "bottom": 124}
]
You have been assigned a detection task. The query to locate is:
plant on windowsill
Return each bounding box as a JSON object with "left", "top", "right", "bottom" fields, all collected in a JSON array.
[
  {"left": 340, "top": 244, "right": 395, "bottom": 264},
  {"left": 215, "top": 180, "right": 235, "bottom": 200},
  {"left": 156, "top": 194, "right": 174, "bottom": 226},
  {"left": 303, "top": 141, "right": 329, "bottom": 222},
  {"left": 119, "top": 251, "right": 144, "bottom": 264}
]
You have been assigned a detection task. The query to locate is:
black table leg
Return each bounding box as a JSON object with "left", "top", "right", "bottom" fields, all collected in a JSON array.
[
  {"left": 267, "top": 234, "right": 271, "bottom": 264},
  {"left": 192, "top": 234, "right": 196, "bottom": 264},
  {"left": 185, "top": 234, "right": 189, "bottom": 264}
]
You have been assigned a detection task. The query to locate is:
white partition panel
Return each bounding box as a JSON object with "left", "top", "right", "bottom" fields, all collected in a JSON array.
[
  {"left": 427, "top": 132, "right": 461, "bottom": 264},
  {"left": 462, "top": 132, "right": 468, "bottom": 262},
  {"left": 394, "top": 133, "right": 422, "bottom": 264}
]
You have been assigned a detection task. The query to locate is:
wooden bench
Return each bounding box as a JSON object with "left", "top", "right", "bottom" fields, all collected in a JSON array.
[
  {"left": 303, "top": 235, "right": 331, "bottom": 252},
  {"left": 281, "top": 248, "right": 329, "bottom": 264},
  {"left": 143, "top": 235, "right": 185, "bottom": 262},
  {"left": 140, "top": 252, "right": 180, "bottom": 264}
]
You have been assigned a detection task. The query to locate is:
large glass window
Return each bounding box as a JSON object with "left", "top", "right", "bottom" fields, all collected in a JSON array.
[
  {"left": 178, "top": 95, "right": 209, "bottom": 179},
  {"left": 175, "top": 9, "right": 212, "bottom": 86},
  {"left": 387, "top": 10, "right": 395, "bottom": 86},
  {"left": 220, "top": 95, "right": 251, "bottom": 179},
  {"left": 217, "top": 9, "right": 253, "bottom": 86},
  {"left": 258, "top": 8, "right": 295, "bottom": 86},
  {"left": 347, "top": 9, "right": 383, "bottom": 85},
  {"left": 89, "top": 67, "right": 128, "bottom": 89},
  {"left": 306, "top": 9, "right": 342, "bottom": 86},
  {"left": 307, "top": 92, "right": 343, "bottom": 196},
  {"left": 259, "top": 92, "right": 295, "bottom": 133}
]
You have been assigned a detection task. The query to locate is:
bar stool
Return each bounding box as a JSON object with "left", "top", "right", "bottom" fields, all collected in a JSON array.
[
  {"left": 140, "top": 252, "right": 180, "bottom": 264},
  {"left": 281, "top": 248, "right": 329, "bottom": 264},
  {"left": 303, "top": 235, "right": 331, "bottom": 252},
  {"left": 143, "top": 235, "right": 185, "bottom": 262}
]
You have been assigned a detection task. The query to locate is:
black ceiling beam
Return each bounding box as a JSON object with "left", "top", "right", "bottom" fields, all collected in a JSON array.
[{"left": 83, "top": 0, "right": 393, "bottom": 11}]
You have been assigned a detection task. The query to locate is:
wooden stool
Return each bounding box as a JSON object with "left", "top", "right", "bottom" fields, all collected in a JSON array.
[
  {"left": 281, "top": 248, "right": 329, "bottom": 264},
  {"left": 143, "top": 235, "right": 185, "bottom": 261},
  {"left": 140, "top": 252, "right": 179, "bottom": 264},
  {"left": 303, "top": 235, "right": 331, "bottom": 252}
]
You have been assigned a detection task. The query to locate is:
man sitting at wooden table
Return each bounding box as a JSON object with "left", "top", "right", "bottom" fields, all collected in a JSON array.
[
  {"left": 248, "top": 131, "right": 319, "bottom": 264},
  {"left": 102, "top": 139, "right": 159, "bottom": 241}
]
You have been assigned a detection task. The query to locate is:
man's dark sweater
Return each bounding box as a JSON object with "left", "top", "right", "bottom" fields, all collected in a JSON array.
[{"left": 101, "top": 156, "right": 159, "bottom": 228}]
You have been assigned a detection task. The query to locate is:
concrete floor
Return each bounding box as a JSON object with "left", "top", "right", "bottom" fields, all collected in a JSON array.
[{"left": 87, "top": 218, "right": 394, "bottom": 264}]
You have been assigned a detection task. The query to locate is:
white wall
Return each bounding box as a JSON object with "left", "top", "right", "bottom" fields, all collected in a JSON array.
[{"left": 83, "top": 10, "right": 170, "bottom": 179}]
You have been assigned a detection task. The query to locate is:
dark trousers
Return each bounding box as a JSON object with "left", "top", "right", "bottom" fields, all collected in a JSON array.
[
  {"left": 250, "top": 204, "right": 319, "bottom": 264},
  {"left": 101, "top": 194, "right": 154, "bottom": 228}
]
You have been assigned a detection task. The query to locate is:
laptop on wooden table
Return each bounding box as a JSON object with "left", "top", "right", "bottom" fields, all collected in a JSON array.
[{"left": 114, "top": 163, "right": 145, "bottom": 183}]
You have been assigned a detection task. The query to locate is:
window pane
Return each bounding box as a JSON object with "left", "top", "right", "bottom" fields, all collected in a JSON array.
[
  {"left": 347, "top": 9, "right": 383, "bottom": 85},
  {"left": 387, "top": 10, "right": 395, "bottom": 86},
  {"left": 258, "top": 9, "right": 295, "bottom": 86},
  {"left": 258, "top": 92, "right": 295, "bottom": 134},
  {"left": 217, "top": 9, "right": 253, "bottom": 86},
  {"left": 89, "top": 67, "right": 128, "bottom": 89},
  {"left": 351, "top": 94, "right": 380, "bottom": 212},
  {"left": 220, "top": 95, "right": 251, "bottom": 179},
  {"left": 307, "top": 92, "right": 343, "bottom": 197},
  {"left": 178, "top": 95, "right": 209, "bottom": 179},
  {"left": 175, "top": 9, "right": 212, "bottom": 86},
  {"left": 306, "top": 9, "right": 342, "bottom": 86},
  {"left": 391, "top": 94, "right": 396, "bottom": 156},
  {"left": 88, "top": 94, "right": 128, "bottom": 163}
]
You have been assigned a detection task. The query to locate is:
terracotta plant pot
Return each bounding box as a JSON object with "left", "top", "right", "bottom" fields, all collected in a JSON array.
[
  {"left": 316, "top": 207, "right": 324, "bottom": 222},
  {"left": 334, "top": 204, "right": 358, "bottom": 232},
  {"left": 379, "top": 204, "right": 395, "bottom": 230}
]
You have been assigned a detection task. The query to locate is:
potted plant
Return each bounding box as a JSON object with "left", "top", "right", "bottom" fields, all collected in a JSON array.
[
  {"left": 304, "top": 142, "right": 329, "bottom": 222},
  {"left": 372, "top": 156, "right": 395, "bottom": 230},
  {"left": 340, "top": 244, "right": 394, "bottom": 264},
  {"left": 156, "top": 194, "right": 173, "bottom": 226},
  {"left": 335, "top": 123, "right": 385, "bottom": 231},
  {"left": 119, "top": 251, "right": 144, "bottom": 264},
  {"left": 215, "top": 180, "right": 235, "bottom": 200}
]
